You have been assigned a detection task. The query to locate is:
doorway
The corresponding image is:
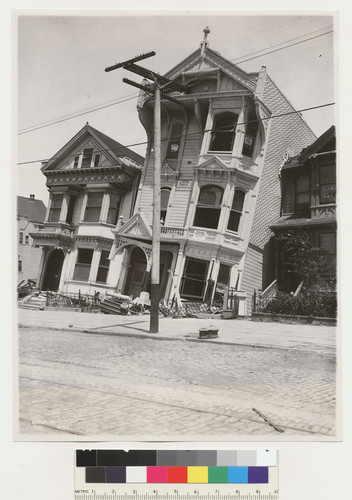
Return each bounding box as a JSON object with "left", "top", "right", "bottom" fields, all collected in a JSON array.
[
  {"left": 42, "top": 249, "right": 65, "bottom": 291},
  {"left": 124, "top": 247, "right": 148, "bottom": 299}
]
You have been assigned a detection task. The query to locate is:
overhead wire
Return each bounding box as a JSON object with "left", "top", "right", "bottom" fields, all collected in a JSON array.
[
  {"left": 18, "top": 27, "right": 334, "bottom": 136},
  {"left": 17, "top": 101, "right": 335, "bottom": 166}
]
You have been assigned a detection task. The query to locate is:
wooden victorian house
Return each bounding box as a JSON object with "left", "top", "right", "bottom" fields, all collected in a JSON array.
[
  {"left": 270, "top": 125, "right": 336, "bottom": 293},
  {"left": 109, "top": 35, "right": 318, "bottom": 315},
  {"left": 31, "top": 123, "right": 143, "bottom": 295}
]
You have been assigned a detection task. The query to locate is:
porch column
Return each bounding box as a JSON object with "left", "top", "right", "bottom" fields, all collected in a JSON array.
[
  {"left": 116, "top": 248, "right": 131, "bottom": 294},
  {"left": 36, "top": 246, "right": 49, "bottom": 289},
  {"left": 58, "top": 250, "right": 70, "bottom": 292},
  {"left": 168, "top": 245, "right": 186, "bottom": 306},
  {"left": 89, "top": 249, "right": 101, "bottom": 282}
]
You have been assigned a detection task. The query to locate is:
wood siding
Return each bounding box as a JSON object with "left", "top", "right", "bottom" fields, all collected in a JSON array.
[{"left": 240, "top": 244, "right": 263, "bottom": 316}]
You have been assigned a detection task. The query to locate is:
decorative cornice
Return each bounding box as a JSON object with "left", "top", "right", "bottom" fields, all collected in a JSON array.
[{"left": 45, "top": 166, "right": 134, "bottom": 190}]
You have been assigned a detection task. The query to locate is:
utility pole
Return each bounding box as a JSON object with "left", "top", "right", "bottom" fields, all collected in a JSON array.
[{"left": 105, "top": 52, "right": 187, "bottom": 333}]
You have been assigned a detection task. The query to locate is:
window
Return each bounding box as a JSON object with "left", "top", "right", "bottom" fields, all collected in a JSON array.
[
  {"left": 194, "top": 185, "right": 223, "bottom": 229},
  {"left": 73, "top": 155, "right": 80, "bottom": 168},
  {"left": 180, "top": 258, "right": 208, "bottom": 299},
  {"left": 66, "top": 195, "right": 77, "bottom": 225},
  {"left": 227, "top": 189, "right": 245, "bottom": 232},
  {"left": 295, "top": 174, "right": 310, "bottom": 211},
  {"left": 96, "top": 250, "right": 110, "bottom": 283},
  {"left": 19, "top": 232, "right": 23, "bottom": 244},
  {"left": 48, "top": 194, "right": 63, "bottom": 222},
  {"left": 242, "top": 111, "right": 259, "bottom": 158},
  {"left": 166, "top": 123, "right": 183, "bottom": 159},
  {"left": 84, "top": 192, "right": 103, "bottom": 222},
  {"left": 18, "top": 260, "right": 22, "bottom": 272},
  {"left": 160, "top": 188, "right": 171, "bottom": 223},
  {"left": 209, "top": 112, "right": 238, "bottom": 152},
  {"left": 73, "top": 249, "right": 93, "bottom": 281},
  {"left": 319, "top": 233, "right": 336, "bottom": 275},
  {"left": 81, "top": 148, "right": 94, "bottom": 168},
  {"left": 93, "top": 154, "right": 101, "bottom": 168},
  {"left": 107, "top": 193, "right": 121, "bottom": 225},
  {"left": 25, "top": 235, "right": 29, "bottom": 244},
  {"left": 320, "top": 165, "right": 336, "bottom": 204}
]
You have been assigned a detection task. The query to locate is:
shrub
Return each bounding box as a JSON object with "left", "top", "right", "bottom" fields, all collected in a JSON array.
[{"left": 265, "top": 290, "right": 337, "bottom": 318}]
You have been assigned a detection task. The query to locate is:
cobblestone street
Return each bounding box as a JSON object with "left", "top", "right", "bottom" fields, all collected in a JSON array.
[{"left": 17, "top": 324, "right": 336, "bottom": 440}]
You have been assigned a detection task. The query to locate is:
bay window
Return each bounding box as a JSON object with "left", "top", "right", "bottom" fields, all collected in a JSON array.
[
  {"left": 209, "top": 112, "right": 238, "bottom": 152},
  {"left": 227, "top": 189, "right": 245, "bottom": 232},
  {"left": 194, "top": 185, "right": 223, "bottom": 229}
]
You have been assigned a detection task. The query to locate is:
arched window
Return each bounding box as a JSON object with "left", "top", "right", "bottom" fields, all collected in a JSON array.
[
  {"left": 194, "top": 185, "right": 223, "bottom": 229},
  {"left": 227, "top": 189, "right": 245, "bottom": 232},
  {"left": 166, "top": 123, "right": 183, "bottom": 159},
  {"left": 160, "top": 188, "right": 171, "bottom": 223},
  {"left": 209, "top": 112, "right": 238, "bottom": 152}
]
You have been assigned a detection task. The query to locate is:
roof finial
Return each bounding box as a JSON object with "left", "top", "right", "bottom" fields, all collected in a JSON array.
[{"left": 200, "top": 26, "right": 210, "bottom": 56}]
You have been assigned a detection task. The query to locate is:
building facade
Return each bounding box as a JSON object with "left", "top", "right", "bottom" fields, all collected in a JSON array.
[
  {"left": 270, "top": 125, "right": 336, "bottom": 293},
  {"left": 17, "top": 195, "right": 46, "bottom": 283},
  {"left": 31, "top": 123, "right": 144, "bottom": 295},
  {"left": 109, "top": 35, "right": 317, "bottom": 315}
]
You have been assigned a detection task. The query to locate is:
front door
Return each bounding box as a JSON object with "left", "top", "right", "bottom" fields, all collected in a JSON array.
[
  {"left": 125, "top": 247, "right": 147, "bottom": 299},
  {"left": 42, "top": 248, "right": 65, "bottom": 291}
]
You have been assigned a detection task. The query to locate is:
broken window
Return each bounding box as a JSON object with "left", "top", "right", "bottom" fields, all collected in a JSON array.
[
  {"left": 84, "top": 192, "right": 103, "bottom": 222},
  {"left": 166, "top": 123, "right": 183, "bottom": 159},
  {"left": 73, "top": 248, "right": 93, "bottom": 281},
  {"left": 320, "top": 165, "right": 336, "bottom": 204},
  {"left": 194, "top": 185, "right": 223, "bottom": 229},
  {"left": 81, "top": 148, "right": 94, "bottom": 168},
  {"left": 48, "top": 194, "right": 63, "bottom": 222},
  {"left": 96, "top": 250, "right": 110, "bottom": 283},
  {"left": 227, "top": 189, "right": 245, "bottom": 232},
  {"left": 209, "top": 112, "right": 237, "bottom": 152},
  {"left": 242, "top": 111, "right": 259, "bottom": 158},
  {"left": 160, "top": 188, "right": 171, "bottom": 223},
  {"left": 180, "top": 258, "right": 208, "bottom": 299},
  {"left": 107, "top": 193, "right": 121, "bottom": 225}
]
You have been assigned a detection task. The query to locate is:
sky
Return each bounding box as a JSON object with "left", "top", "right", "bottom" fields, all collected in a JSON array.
[{"left": 16, "top": 12, "right": 336, "bottom": 205}]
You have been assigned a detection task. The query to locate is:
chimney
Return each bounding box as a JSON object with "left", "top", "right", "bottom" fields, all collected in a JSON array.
[{"left": 30, "top": 194, "right": 35, "bottom": 200}]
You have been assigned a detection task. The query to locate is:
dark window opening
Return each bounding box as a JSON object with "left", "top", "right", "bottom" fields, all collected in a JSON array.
[
  {"left": 48, "top": 194, "right": 63, "bottom": 222},
  {"left": 19, "top": 232, "right": 23, "bottom": 244},
  {"left": 66, "top": 195, "right": 77, "bottom": 225},
  {"left": 166, "top": 123, "right": 183, "bottom": 159},
  {"left": 217, "top": 264, "right": 230, "bottom": 286},
  {"left": 84, "top": 192, "right": 103, "bottom": 222},
  {"left": 73, "top": 155, "right": 80, "bottom": 168},
  {"left": 160, "top": 188, "right": 171, "bottom": 223},
  {"left": 81, "top": 148, "right": 94, "bottom": 168},
  {"left": 96, "top": 250, "right": 110, "bottom": 283},
  {"left": 209, "top": 112, "right": 237, "bottom": 152},
  {"left": 242, "top": 111, "right": 259, "bottom": 158},
  {"left": 295, "top": 174, "right": 310, "bottom": 211},
  {"left": 18, "top": 260, "right": 22, "bottom": 272},
  {"left": 319, "top": 233, "right": 336, "bottom": 275},
  {"left": 227, "top": 189, "right": 245, "bottom": 232},
  {"left": 94, "top": 154, "right": 101, "bottom": 168},
  {"left": 73, "top": 248, "right": 93, "bottom": 281},
  {"left": 25, "top": 235, "right": 29, "bottom": 244},
  {"left": 180, "top": 258, "right": 209, "bottom": 299},
  {"left": 107, "top": 193, "right": 121, "bottom": 225},
  {"left": 320, "top": 165, "right": 336, "bottom": 204},
  {"left": 194, "top": 185, "right": 223, "bottom": 229}
]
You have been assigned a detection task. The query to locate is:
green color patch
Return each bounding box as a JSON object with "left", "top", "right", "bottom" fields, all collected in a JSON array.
[{"left": 208, "top": 467, "right": 228, "bottom": 483}]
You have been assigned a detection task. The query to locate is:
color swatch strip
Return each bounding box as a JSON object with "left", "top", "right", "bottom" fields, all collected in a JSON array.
[{"left": 84, "top": 466, "right": 269, "bottom": 484}]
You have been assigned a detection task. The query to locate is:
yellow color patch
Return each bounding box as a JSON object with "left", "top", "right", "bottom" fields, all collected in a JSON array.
[{"left": 187, "top": 466, "right": 208, "bottom": 483}]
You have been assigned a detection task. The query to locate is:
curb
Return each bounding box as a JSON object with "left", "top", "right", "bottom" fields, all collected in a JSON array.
[{"left": 18, "top": 323, "right": 336, "bottom": 356}]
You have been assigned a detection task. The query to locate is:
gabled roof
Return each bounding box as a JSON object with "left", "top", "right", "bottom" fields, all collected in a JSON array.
[
  {"left": 17, "top": 196, "right": 46, "bottom": 223},
  {"left": 43, "top": 123, "right": 144, "bottom": 172},
  {"left": 282, "top": 125, "right": 336, "bottom": 170},
  {"left": 164, "top": 47, "right": 258, "bottom": 93}
]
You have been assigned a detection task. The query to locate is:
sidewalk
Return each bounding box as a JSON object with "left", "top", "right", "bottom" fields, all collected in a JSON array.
[{"left": 17, "top": 308, "right": 336, "bottom": 355}]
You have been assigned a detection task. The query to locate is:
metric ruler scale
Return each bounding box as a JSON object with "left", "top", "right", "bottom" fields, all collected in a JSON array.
[{"left": 74, "top": 450, "right": 278, "bottom": 500}]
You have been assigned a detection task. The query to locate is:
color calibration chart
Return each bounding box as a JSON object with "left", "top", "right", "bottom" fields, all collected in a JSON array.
[{"left": 74, "top": 450, "right": 278, "bottom": 500}]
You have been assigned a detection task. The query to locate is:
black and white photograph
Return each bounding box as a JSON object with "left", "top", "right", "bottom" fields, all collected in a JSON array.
[{"left": 15, "top": 11, "right": 338, "bottom": 441}]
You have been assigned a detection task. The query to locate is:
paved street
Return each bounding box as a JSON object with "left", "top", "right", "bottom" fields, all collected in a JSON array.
[{"left": 17, "top": 312, "right": 337, "bottom": 440}]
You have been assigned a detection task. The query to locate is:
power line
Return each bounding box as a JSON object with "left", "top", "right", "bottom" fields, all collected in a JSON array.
[
  {"left": 18, "top": 28, "right": 333, "bottom": 136},
  {"left": 17, "top": 102, "right": 335, "bottom": 166}
]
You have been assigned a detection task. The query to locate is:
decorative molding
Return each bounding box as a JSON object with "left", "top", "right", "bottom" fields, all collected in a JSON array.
[{"left": 46, "top": 167, "right": 134, "bottom": 190}]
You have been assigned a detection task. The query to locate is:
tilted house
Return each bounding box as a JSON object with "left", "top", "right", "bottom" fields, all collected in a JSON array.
[
  {"left": 17, "top": 194, "right": 46, "bottom": 283},
  {"left": 109, "top": 35, "right": 317, "bottom": 315},
  {"left": 31, "top": 123, "right": 144, "bottom": 295},
  {"left": 270, "top": 125, "right": 336, "bottom": 293}
]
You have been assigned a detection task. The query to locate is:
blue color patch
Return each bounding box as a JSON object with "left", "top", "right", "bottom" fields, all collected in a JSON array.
[{"left": 228, "top": 467, "right": 248, "bottom": 483}]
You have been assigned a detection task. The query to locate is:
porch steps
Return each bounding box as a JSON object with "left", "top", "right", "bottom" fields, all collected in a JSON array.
[{"left": 19, "top": 292, "right": 47, "bottom": 310}]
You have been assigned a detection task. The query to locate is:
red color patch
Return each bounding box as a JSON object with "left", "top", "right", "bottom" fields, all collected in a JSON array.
[{"left": 167, "top": 467, "right": 188, "bottom": 483}]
